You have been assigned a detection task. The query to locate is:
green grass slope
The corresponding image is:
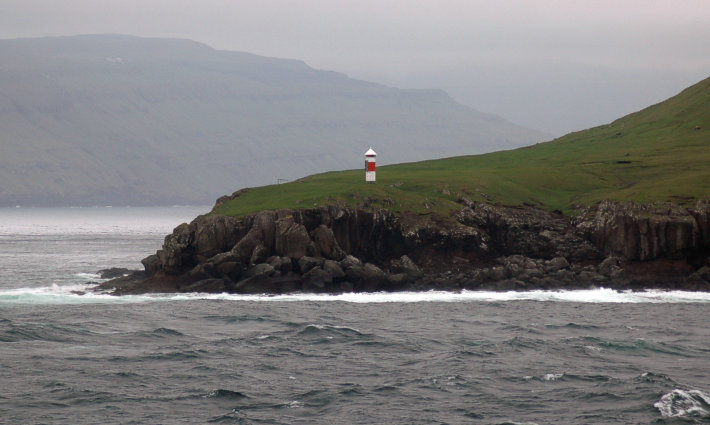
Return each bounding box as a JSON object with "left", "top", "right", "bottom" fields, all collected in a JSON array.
[{"left": 215, "top": 76, "right": 710, "bottom": 218}]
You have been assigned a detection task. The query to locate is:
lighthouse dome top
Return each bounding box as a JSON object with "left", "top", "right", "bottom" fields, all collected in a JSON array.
[{"left": 365, "top": 148, "right": 377, "bottom": 157}]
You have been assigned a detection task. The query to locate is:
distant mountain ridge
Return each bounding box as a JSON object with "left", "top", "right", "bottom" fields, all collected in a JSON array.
[{"left": 0, "top": 34, "right": 549, "bottom": 206}]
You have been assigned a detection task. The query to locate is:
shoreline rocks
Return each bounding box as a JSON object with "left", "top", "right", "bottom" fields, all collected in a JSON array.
[{"left": 95, "top": 199, "right": 710, "bottom": 295}]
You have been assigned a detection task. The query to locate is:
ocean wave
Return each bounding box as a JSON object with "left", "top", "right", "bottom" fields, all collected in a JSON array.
[
  {"left": 73, "top": 272, "right": 103, "bottom": 280},
  {"left": 295, "top": 324, "right": 366, "bottom": 345},
  {"left": 3, "top": 286, "right": 710, "bottom": 305},
  {"left": 543, "top": 373, "right": 564, "bottom": 381},
  {"left": 0, "top": 284, "right": 157, "bottom": 304},
  {"left": 655, "top": 389, "right": 710, "bottom": 418},
  {"left": 205, "top": 389, "right": 249, "bottom": 400}
]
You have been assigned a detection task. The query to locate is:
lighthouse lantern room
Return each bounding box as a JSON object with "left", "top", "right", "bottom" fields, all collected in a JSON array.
[{"left": 365, "top": 148, "right": 377, "bottom": 183}]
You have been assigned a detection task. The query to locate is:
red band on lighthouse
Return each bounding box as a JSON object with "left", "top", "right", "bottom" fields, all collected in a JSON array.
[{"left": 365, "top": 147, "right": 377, "bottom": 183}]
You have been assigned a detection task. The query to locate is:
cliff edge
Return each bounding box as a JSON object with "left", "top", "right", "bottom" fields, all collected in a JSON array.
[{"left": 97, "top": 198, "right": 710, "bottom": 294}]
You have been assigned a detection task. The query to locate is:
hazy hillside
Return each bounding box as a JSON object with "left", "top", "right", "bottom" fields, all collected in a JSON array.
[{"left": 0, "top": 34, "right": 548, "bottom": 206}]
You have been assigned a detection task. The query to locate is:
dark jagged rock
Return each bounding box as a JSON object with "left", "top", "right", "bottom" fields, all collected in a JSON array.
[
  {"left": 389, "top": 255, "right": 423, "bottom": 279},
  {"left": 575, "top": 201, "right": 701, "bottom": 261},
  {"left": 234, "top": 275, "right": 273, "bottom": 294},
  {"left": 302, "top": 267, "right": 333, "bottom": 291},
  {"left": 96, "top": 199, "right": 710, "bottom": 295},
  {"left": 275, "top": 217, "right": 314, "bottom": 259},
  {"left": 310, "top": 224, "right": 346, "bottom": 260},
  {"left": 323, "top": 260, "right": 346, "bottom": 280},
  {"left": 298, "top": 256, "right": 324, "bottom": 274},
  {"left": 97, "top": 268, "right": 132, "bottom": 279},
  {"left": 181, "top": 278, "right": 229, "bottom": 293},
  {"left": 267, "top": 256, "right": 293, "bottom": 274},
  {"left": 246, "top": 263, "right": 276, "bottom": 278}
]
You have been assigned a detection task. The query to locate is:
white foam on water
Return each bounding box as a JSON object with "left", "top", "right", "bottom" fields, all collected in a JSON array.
[
  {"left": 655, "top": 389, "right": 710, "bottom": 418},
  {"left": 543, "top": 373, "right": 564, "bottom": 381},
  {"left": 74, "top": 272, "right": 103, "bottom": 280},
  {"left": 2, "top": 286, "right": 710, "bottom": 305},
  {"left": 0, "top": 283, "right": 160, "bottom": 305},
  {"left": 184, "top": 288, "right": 710, "bottom": 303}
]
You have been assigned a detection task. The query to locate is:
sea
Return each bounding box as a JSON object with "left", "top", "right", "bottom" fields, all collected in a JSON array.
[{"left": 1, "top": 206, "right": 709, "bottom": 425}]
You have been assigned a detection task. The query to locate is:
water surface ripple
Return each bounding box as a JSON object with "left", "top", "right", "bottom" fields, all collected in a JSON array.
[{"left": 1, "top": 207, "right": 709, "bottom": 424}]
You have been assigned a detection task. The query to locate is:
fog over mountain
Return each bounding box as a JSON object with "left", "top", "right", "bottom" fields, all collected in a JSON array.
[{"left": 0, "top": 35, "right": 549, "bottom": 206}]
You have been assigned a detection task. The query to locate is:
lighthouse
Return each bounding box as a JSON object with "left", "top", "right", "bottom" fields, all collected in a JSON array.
[{"left": 365, "top": 147, "right": 376, "bottom": 183}]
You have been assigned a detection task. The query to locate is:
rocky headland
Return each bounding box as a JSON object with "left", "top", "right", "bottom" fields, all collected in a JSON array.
[{"left": 97, "top": 197, "right": 710, "bottom": 294}]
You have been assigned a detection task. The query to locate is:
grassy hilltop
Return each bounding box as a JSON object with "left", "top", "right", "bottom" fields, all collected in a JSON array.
[{"left": 215, "top": 76, "right": 710, "bottom": 218}]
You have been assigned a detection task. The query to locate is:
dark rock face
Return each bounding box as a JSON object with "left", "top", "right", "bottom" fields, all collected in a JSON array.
[
  {"left": 97, "top": 268, "right": 132, "bottom": 279},
  {"left": 576, "top": 201, "right": 703, "bottom": 261},
  {"left": 98, "top": 199, "right": 710, "bottom": 295},
  {"left": 310, "top": 225, "right": 346, "bottom": 260}
]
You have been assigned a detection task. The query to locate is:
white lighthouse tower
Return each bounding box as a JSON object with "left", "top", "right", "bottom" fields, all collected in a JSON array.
[{"left": 365, "top": 147, "right": 377, "bottom": 183}]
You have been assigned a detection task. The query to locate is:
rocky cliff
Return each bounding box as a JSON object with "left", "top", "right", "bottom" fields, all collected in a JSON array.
[{"left": 98, "top": 198, "right": 710, "bottom": 294}]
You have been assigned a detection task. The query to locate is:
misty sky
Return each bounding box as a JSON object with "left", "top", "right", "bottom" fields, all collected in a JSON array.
[{"left": 2, "top": 0, "right": 709, "bottom": 135}]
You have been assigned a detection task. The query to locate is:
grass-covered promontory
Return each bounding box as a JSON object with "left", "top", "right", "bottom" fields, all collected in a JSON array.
[{"left": 214, "top": 76, "right": 710, "bottom": 218}]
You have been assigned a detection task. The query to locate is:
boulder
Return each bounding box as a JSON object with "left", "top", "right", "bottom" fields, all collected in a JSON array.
[
  {"left": 185, "top": 263, "right": 213, "bottom": 282},
  {"left": 503, "top": 260, "right": 524, "bottom": 278},
  {"left": 191, "top": 214, "right": 244, "bottom": 259},
  {"left": 578, "top": 270, "right": 607, "bottom": 283},
  {"left": 302, "top": 267, "right": 333, "bottom": 291},
  {"left": 271, "top": 274, "right": 303, "bottom": 293},
  {"left": 180, "top": 278, "right": 228, "bottom": 293},
  {"left": 157, "top": 222, "right": 193, "bottom": 273},
  {"left": 389, "top": 255, "right": 422, "bottom": 278},
  {"left": 246, "top": 263, "right": 276, "bottom": 277},
  {"left": 98, "top": 267, "right": 132, "bottom": 279},
  {"left": 207, "top": 252, "right": 238, "bottom": 266},
  {"left": 323, "top": 260, "right": 346, "bottom": 279},
  {"left": 503, "top": 255, "right": 526, "bottom": 267},
  {"left": 234, "top": 275, "right": 274, "bottom": 293},
  {"left": 267, "top": 256, "right": 293, "bottom": 274},
  {"left": 274, "top": 218, "right": 313, "bottom": 259},
  {"left": 387, "top": 273, "right": 409, "bottom": 287},
  {"left": 522, "top": 266, "right": 544, "bottom": 279},
  {"left": 310, "top": 225, "right": 346, "bottom": 260},
  {"left": 545, "top": 256, "right": 570, "bottom": 272},
  {"left": 337, "top": 281, "right": 355, "bottom": 292},
  {"left": 339, "top": 255, "right": 363, "bottom": 270},
  {"left": 141, "top": 254, "right": 160, "bottom": 273},
  {"left": 251, "top": 211, "right": 278, "bottom": 250},
  {"left": 343, "top": 262, "right": 389, "bottom": 288},
  {"left": 298, "top": 256, "right": 324, "bottom": 274},
  {"left": 345, "top": 264, "right": 366, "bottom": 282},
  {"left": 358, "top": 263, "right": 389, "bottom": 290},
  {"left": 249, "top": 242, "right": 269, "bottom": 266},
  {"left": 232, "top": 228, "right": 263, "bottom": 263},
  {"left": 690, "top": 266, "right": 710, "bottom": 281},
  {"left": 489, "top": 266, "right": 507, "bottom": 281},
  {"left": 214, "top": 261, "right": 241, "bottom": 280},
  {"left": 598, "top": 256, "right": 621, "bottom": 276},
  {"left": 551, "top": 269, "right": 576, "bottom": 283}
]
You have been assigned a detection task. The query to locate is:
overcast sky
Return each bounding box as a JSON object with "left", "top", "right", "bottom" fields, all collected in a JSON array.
[{"left": 1, "top": 0, "right": 709, "bottom": 134}]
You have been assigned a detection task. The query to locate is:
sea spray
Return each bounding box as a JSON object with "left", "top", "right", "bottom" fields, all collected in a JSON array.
[{"left": 4, "top": 286, "right": 710, "bottom": 305}]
